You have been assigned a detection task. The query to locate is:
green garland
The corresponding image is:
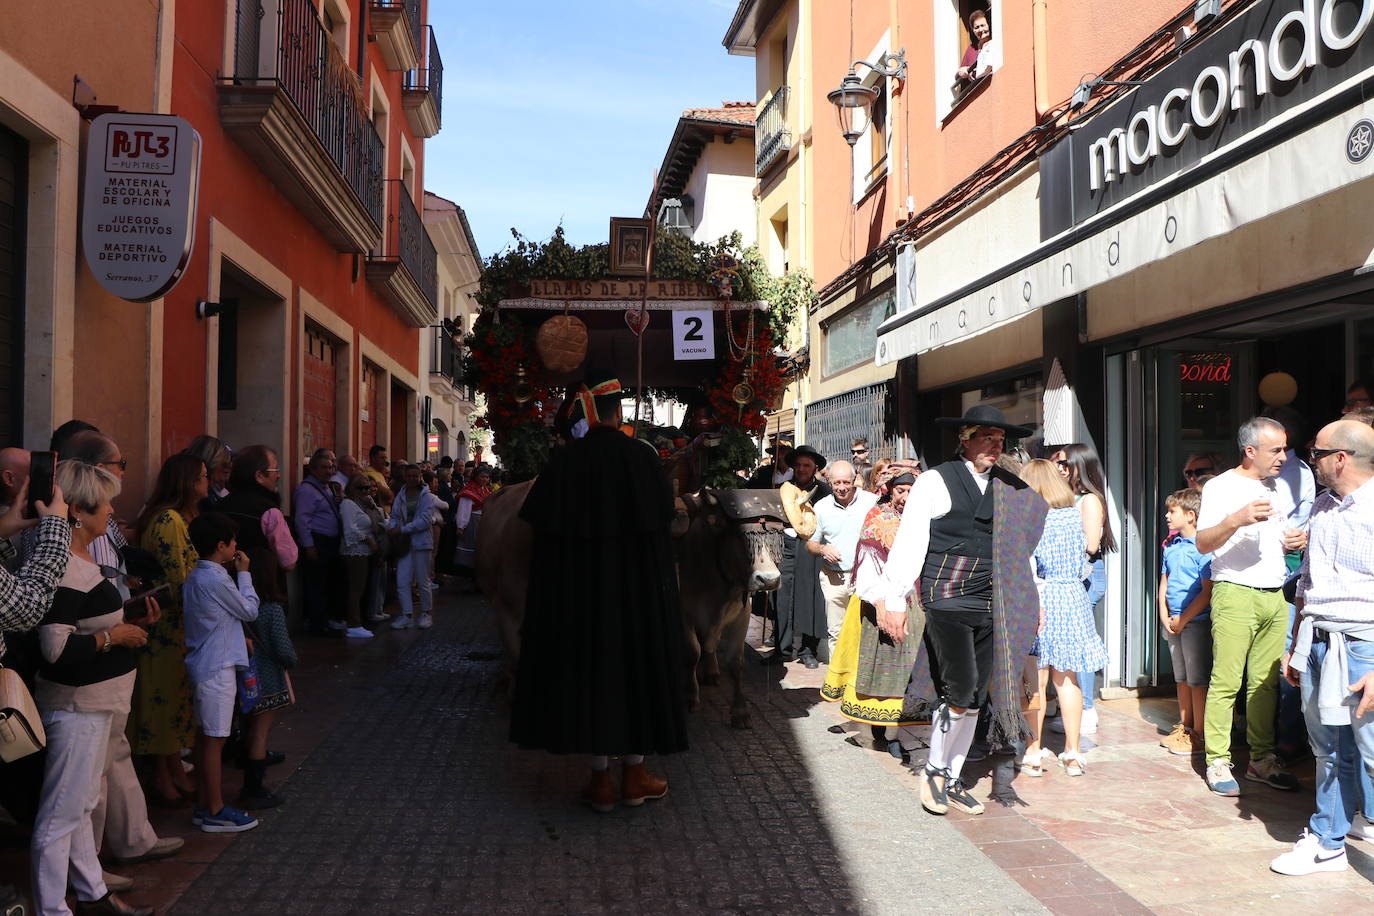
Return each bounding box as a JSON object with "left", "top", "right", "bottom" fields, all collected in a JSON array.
[{"left": 466, "top": 226, "right": 815, "bottom": 481}]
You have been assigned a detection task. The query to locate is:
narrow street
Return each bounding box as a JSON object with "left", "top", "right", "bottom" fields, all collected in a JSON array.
[{"left": 46, "top": 586, "right": 1370, "bottom": 915}]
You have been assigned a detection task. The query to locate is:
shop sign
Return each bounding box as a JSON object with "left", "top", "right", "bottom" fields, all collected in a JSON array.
[
  {"left": 527, "top": 278, "right": 719, "bottom": 300},
  {"left": 81, "top": 113, "right": 201, "bottom": 301},
  {"left": 1040, "top": 0, "right": 1374, "bottom": 238},
  {"left": 1178, "top": 354, "right": 1233, "bottom": 384},
  {"left": 671, "top": 309, "right": 715, "bottom": 360}
]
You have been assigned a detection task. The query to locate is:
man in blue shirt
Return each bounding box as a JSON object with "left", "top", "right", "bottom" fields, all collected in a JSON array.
[
  {"left": 293, "top": 449, "right": 342, "bottom": 636},
  {"left": 808, "top": 460, "right": 877, "bottom": 660}
]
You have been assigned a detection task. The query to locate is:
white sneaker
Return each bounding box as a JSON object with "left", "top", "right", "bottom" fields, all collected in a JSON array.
[
  {"left": 365, "top": 612, "right": 389, "bottom": 623},
  {"left": 326, "top": 620, "right": 346, "bottom": 631},
  {"left": 1080, "top": 707, "right": 1098, "bottom": 735},
  {"left": 1348, "top": 813, "right": 1374, "bottom": 841},
  {"left": 344, "top": 627, "right": 374, "bottom": 639},
  {"left": 417, "top": 613, "right": 433, "bottom": 629},
  {"left": 1270, "top": 829, "right": 1348, "bottom": 875},
  {"left": 390, "top": 615, "right": 414, "bottom": 630}
]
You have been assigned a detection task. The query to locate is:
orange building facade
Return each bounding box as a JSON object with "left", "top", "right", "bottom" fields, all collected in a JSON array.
[
  {"left": 0, "top": 0, "right": 444, "bottom": 515},
  {"left": 733, "top": 0, "right": 1374, "bottom": 693}
]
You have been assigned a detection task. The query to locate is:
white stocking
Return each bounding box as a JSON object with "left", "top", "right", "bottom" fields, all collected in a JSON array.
[
  {"left": 946, "top": 708, "right": 981, "bottom": 781},
  {"left": 926, "top": 705, "right": 959, "bottom": 773}
]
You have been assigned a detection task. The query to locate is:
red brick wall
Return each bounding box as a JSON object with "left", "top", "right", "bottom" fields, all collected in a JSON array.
[{"left": 304, "top": 323, "right": 338, "bottom": 455}]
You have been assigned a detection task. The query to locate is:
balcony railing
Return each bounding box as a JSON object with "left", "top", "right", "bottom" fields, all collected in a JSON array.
[
  {"left": 370, "top": 0, "right": 423, "bottom": 70},
  {"left": 402, "top": 25, "right": 443, "bottom": 137},
  {"left": 431, "top": 326, "right": 462, "bottom": 386},
  {"left": 366, "top": 180, "right": 438, "bottom": 327},
  {"left": 755, "top": 85, "right": 791, "bottom": 176},
  {"left": 222, "top": 0, "right": 385, "bottom": 251}
]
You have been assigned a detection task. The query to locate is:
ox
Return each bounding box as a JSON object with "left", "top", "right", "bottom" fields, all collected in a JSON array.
[{"left": 475, "top": 482, "right": 785, "bottom": 729}]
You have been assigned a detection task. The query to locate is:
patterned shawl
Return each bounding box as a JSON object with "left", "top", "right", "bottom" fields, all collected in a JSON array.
[{"left": 457, "top": 481, "right": 492, "bottom": 512}]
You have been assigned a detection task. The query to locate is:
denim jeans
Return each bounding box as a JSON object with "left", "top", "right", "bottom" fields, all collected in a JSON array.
[
  {"left": 1078, "top": 557, "right": 1107, "bottom": 709},
  {"left": 1278, "top": 603, "right": 1309, "bottom": 755},
  {"left": 1302, "top": 637, "right": 1374, "bottom": 850}
]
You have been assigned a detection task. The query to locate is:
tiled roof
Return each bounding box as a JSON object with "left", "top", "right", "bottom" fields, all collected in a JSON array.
[{"left": 681, "top": 101, "right": 756, "bottom": 127}]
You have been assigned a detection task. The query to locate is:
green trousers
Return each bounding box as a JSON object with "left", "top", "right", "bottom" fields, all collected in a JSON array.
[{"left": 1203, "top": 581, "right": 1288, "bottom": 765}]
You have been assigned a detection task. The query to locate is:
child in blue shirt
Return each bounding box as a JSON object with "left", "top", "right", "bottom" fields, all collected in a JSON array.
[{"left": 1157, "top": 488, "right": 1213, "bottom": 757}]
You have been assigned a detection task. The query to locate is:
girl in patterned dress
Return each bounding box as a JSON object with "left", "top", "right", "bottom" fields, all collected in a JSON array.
[
  {"left": 1020, "top": 460, "right": 1108, "bottom": 777},
  {"left": 130, "top": 453, "right": 208, "bottom": 804}
]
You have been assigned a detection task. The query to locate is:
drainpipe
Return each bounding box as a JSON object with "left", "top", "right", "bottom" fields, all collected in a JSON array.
[{"left": 1033, "top": 0, "right": 1051, "bottom": 119}]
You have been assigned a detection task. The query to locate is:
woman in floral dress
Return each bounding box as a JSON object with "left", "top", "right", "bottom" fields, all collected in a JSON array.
[
  {"left": 1018, "top": 459, "right": 1108, "bottom": 778},
  {"left": 130, "top": 453, "right": 208, "bottom": 803}
]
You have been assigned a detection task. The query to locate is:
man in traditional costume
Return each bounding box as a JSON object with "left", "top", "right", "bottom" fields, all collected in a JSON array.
[
  {"left": 881, "top": 406, "right": 1047, "bottom": 816},
  {"left": 772, "top": 445, "right": 833, "bottom": 668},
  {"left": 509, "top": 371, "right": 689, "bottom": 812}
]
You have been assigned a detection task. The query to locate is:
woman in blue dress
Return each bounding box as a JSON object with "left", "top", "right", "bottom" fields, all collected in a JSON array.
[{"left": 1019, "top": 459, "right": 1108, "bottom": 777}]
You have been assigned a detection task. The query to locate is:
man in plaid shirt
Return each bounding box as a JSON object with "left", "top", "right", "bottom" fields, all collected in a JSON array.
[{"left": 1273, "top": 420, "right": 1374, "bottom": 876}]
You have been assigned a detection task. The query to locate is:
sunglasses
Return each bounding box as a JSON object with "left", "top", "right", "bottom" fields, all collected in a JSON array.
[
  {"left": 100, "top": 459, "right": 128, "bottom": 471},
  {"left": 1183, "top": 466, "right": 1215, "bottom": 477},
  {"left": 851, "top": 449, "right": 869, "bottom": 455},
  {"left": 1310, "top": 448, "right": 1361, "bottom": 460}
]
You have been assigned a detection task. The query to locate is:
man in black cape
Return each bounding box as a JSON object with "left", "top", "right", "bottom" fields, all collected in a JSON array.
[{"left": 509, "top": 371, "right": 689, "bottom": 812}]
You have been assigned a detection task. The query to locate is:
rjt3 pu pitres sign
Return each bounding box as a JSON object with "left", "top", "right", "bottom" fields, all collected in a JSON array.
[{"left": 81, "top": 113, "right": 201, "bottom": 301}]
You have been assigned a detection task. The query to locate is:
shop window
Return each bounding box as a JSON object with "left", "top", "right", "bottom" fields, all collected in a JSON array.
[
  {"left": 934, "top": 0, "right": 1003, "bottom": 124},
  {"left": 962, "top": 372, "right": 1043, "bottom": 440},
  {"left": 823, "top": 290, "right": 895, "bottom": 377}
]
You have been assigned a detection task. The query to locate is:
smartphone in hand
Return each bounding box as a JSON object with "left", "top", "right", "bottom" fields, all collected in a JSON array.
[
  {"left": 122, "top": 583, "right": 171, "bottom": 623},
  {"left": 26, "top": 451, "right": 56, "bottom": 517}
]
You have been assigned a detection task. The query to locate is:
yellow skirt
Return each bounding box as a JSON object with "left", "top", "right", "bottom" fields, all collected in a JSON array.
[{"left": 820, "top": 594, "right": 929, "bottom": 727}]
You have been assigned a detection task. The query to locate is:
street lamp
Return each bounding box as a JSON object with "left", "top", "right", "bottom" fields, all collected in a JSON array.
[{"left": 827, "top": 49, "right": 907, "bottom": 146}]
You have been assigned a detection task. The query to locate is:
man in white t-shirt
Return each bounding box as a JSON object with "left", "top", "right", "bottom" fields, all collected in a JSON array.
[
  {"left": 1196, "top": 416, "right": 1308, "bottom": 798},
  {"left": 807, "top": 461, "right": 878, "bottom": 656}
]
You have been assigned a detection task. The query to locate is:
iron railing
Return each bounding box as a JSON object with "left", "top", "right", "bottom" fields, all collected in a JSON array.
[
  {"left": 387, "top": 180, "right": 438, "bottom": 308},
  {"left": 374, "top": 0, "right": 423, "bottom": 59},
  {"left": 403, "top": 25, "right": 444, "bottom": 129},
  {"left": 804, "top": 381, "right": 900, "bottom": 467},
  {"left": 431, "top": 326, "right": 462, "bottom": 384},
  {"left": 755, "top": 85, "right": 790, "bottom": 175},
  {"left": 230, "top": 0, "right": 385, "bottom": 231}
]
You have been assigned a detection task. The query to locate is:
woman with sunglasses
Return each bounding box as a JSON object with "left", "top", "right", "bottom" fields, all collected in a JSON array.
[
  {"left": 1049, "top": 444, "right": 1116, "bottom": 737},
  {"left": 340, "top": 475, "right": 384, "bottom": 638},
  {"left": 1183, "top": 452, "right": 1225, "bottom": 491}
]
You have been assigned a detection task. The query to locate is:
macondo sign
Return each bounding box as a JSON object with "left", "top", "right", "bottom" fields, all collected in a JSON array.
[{"left": 527, "top": 278, "right": 719, "bottom": 299}]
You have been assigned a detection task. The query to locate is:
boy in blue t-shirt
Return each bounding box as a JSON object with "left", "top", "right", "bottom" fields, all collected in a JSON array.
[{"left": 1157, "top": 488, "right": 1213, "bottom": 757}]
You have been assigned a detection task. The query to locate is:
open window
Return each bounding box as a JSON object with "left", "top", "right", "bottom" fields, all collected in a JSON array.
[{"left": 934, "top": 0, "right": 1002, "bottom": 124}]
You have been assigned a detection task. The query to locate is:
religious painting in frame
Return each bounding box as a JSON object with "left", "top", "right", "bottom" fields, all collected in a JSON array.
[{"left": 609, "top": 217, "right": 651, "bottom": 276}]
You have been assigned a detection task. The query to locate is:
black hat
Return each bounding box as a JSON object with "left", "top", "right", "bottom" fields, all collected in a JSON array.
[
  {"left": 785, "top": 444, "right": 827, "bottom": 470},
  {"left": 933, "top": 404, "right": 1034, "bottom": 439}
]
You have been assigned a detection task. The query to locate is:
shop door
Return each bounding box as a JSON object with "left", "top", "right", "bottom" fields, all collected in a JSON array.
[
  {"left": 303, "top": 322, "right": 338, "bottom": 458},
  {"left": 1105, "top": 341, "right": 1253, "bottom": 689},
  {"left": 359, "top": 360, "right": 380, "bottom": 454},
  {"left": 0, "top": 125, "right": 26, "bottom": 445}
]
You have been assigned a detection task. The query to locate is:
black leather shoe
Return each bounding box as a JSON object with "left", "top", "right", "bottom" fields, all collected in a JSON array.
[
  {"left": 75, "top": 891, "right": 154, "bottom": 916},
  {"left": 265, "top": 750, "right": 286, "bottom": 766},
  {"left": 803, "top": 656, "right": 819, "bottom": 669}
]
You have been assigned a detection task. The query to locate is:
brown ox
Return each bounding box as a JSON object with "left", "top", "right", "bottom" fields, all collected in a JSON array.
[{"left": 475, "top": 481, "right": 784, "bottom": 729}]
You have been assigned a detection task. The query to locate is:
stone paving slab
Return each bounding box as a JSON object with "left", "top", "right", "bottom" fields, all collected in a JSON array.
[{"left": 167, "top": 594, "right": 1043, "bottom": 915}]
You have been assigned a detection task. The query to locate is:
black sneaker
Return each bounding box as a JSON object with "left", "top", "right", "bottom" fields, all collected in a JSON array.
[
  {"left": 238, "top": 788, "right": 285, "bottom": 810},
  {"left": 945, "top": 778, "right": 986, "bottom": 816},
  {"left": 920, "top": 767, "right": 949, "bottom": 815}
]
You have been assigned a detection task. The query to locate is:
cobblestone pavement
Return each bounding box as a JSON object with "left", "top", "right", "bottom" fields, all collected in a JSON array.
[{"left": 167, "top": 592, "right": 1043, "bottom": 915}]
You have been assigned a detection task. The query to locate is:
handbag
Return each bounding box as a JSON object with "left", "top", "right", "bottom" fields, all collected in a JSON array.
[
  {"left": 386, "top": 492, "right": 415, "bottom": 560},
  {"left": 0, "top": 665, "right": 46, "bottom": 762},
  {"left": 236, "top": 654, "right": 261, "bottom": 715}
]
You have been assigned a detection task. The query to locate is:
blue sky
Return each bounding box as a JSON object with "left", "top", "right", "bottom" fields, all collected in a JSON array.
[{"left": 423, "top": 0, "right": 753, "bottom": 259}]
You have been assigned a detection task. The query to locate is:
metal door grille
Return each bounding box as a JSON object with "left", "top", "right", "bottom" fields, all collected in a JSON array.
[{"left": 804, "top": 381, "right": 898, "bottom": 466}]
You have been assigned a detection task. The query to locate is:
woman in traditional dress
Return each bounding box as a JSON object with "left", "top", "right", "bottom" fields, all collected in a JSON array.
[
  {"left": 821, "top": 461, "right": 930, "bottom": 761},
  {"left": 130, "top": 453, "right": 208, "bottom": 805},
  {"left": 453, "top": 464, "right": 492, "bottom": 578}
]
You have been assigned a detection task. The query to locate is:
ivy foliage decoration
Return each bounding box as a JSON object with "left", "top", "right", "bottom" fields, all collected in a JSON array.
[{"left": 465, "top": 226, "right": 817, "bottom": 482}]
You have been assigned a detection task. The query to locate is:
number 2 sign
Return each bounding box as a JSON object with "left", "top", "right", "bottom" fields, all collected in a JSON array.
[{"left": 671, "top": 309, "right": 715, "bottom": 361}]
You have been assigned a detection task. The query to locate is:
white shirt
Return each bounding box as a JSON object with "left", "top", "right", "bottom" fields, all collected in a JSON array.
[
  {"left": 1197, "top": 469, "right": 1289, "bottom": 589},
  {"left": 772, "top": 467, "right": 793, "bottom": 487},
  {"left": 881, "top": 461, "right": 989, "bottom": 608},
  {"left": 1297, "top": 477, "right": 1374, "bottom": 627},
  {"left": 810, "top": 489, "right": 878, "bottom": 573}
]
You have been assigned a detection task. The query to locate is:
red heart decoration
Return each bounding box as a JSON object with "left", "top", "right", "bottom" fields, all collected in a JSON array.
[{"left": 624, "top": 307, "right": 649, "bottom": 336}]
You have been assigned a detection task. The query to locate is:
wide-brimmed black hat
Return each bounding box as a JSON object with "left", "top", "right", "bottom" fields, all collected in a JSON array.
[
  {"left": 784, "top": 444, "right": 827, "bottom": 470},
  {"left": 934, "top": 404, "right": 1034, "bottom": 439}
]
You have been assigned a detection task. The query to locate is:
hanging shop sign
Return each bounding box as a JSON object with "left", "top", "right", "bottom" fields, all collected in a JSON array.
[
  {"left": 81, "top": 113, "right": 201, "bottom": 301},
  {"left": 526, "top": 278, "right": 719, "bottom": 300},
  {"left": 671, "top": 309, "right": 715, "bottom": 360},
  {"left": 1040, "top": 0, "right": 1374, "bottom": 238}
]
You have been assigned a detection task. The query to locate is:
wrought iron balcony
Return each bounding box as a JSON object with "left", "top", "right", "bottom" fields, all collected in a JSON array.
[
  {"left": 370, "top": 0, "right": 422, "bottom": 71},
  {"left": 219, "top": 0, "right": 385, "bottom": 253},
  {"left": 403, "top": 26, "right": 443, "bottom": 138},
  {"left": 367, "top": 180, "right": 439, "bottom": 328},
  {"left": 755, "top": 85, "right": 791, "bottom": 176},
  {"left": 430, "top": 325, "right": 462, "bottom": 389}
]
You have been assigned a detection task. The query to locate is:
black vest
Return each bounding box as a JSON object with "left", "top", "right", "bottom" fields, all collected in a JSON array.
[
  {"left": 927, "top": 461, "right": 995, "bottom": 560},
  {"left": 218, "top": 484, "right": 285, "bottom": 602}
]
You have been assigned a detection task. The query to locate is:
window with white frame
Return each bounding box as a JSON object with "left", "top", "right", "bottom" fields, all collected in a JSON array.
[
  {"left": 933, "top": 0, "right": 1003, "bottom": 124},
  {"left": 851, "top": 32, "right": 893, "bottom": 202}
]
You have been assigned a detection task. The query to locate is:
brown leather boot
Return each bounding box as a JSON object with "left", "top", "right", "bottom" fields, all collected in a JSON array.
[
  {"left": 621, "top": 762, "right": 668, "bottom": 806},
  {"left": 580, "top": 768, "right": 616, "bottom": 813}
]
